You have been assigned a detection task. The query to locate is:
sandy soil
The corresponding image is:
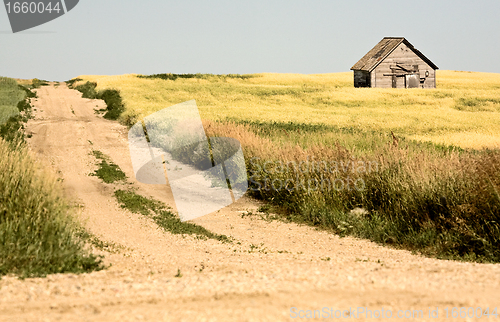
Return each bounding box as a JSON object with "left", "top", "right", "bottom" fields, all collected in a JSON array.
[{"left": 0, "top": 84, "right": 498, "bottom": 321}]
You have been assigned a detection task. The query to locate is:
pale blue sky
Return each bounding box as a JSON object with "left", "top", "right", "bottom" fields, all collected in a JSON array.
[{"left": 1, "top": 0, "right": 499, "bottom": 81}]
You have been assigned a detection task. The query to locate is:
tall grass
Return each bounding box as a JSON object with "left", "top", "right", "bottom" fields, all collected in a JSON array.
[
  {"left": 0, "top": 77, "right": 24, "bottom": 125},
  {"left": 205, "top": 120, "right": 500, "bottom": 262},
  {"left": 0, "top": 77, "right": 33, "bottom": 144},
  {"left": 0, "top": 139, "right": 105, "bottom": 277}
]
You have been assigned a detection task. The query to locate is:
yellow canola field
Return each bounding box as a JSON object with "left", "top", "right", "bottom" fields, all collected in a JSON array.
[{"left": 76, "top": 71, "right": 500, "bottom": 149}]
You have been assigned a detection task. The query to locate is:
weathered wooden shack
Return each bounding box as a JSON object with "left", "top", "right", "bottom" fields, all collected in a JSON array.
[{"left": 351, "top": 37, "right": 438, "bottom": 88}]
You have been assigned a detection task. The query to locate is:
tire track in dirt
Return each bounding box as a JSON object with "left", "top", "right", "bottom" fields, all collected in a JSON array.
[{"left": 1, "top": 84, "right": 498, "bottom": 322}]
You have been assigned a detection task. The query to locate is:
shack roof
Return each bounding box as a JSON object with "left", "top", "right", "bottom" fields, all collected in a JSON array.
[{"left": 351, "top": 37, "right": 439, "bottom": 72}]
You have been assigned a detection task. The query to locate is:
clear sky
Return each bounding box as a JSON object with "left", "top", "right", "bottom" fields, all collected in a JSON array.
[{"left": 1, "top": 0, "right": 499, "bottom": 81}]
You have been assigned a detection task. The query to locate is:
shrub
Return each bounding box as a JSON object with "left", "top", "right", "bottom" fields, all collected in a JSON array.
[
  {"left": 31, "top": 78, "right": 49, "bottom": 88},
  {"left": 75, "top": 81, "right": 99, "bottom": 99},
  {"left": 99, "top": 89, "right": 124, "bottom": 120},
  {"left": 72, "top": 82, "right": 124, "bottom": 120}
]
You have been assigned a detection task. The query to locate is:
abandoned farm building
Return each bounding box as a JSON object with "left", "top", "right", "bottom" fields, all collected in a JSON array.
[{"left": 351, "top": 37, "right": 438, "bottom": 88}]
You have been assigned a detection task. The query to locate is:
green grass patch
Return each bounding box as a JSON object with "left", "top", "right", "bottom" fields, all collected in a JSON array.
[
  {"left": 114, "top": 189, "right": 231, "bottom": 243},
  {"left": 454, "top": 97, "right": 500, "bottom": 112},
  {"left": 69, "top": 81, "right": 125, "bottom": 120},
  {"left": 0, "top": 79, "right": 35, "bottom": 145},
  {"left": 91, "top": 150, "right": 127, "bottom": 184}
]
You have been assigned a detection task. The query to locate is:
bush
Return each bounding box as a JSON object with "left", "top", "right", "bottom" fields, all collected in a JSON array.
[
  {"left": 99, "top": 89, "right": 125, "bottom": 120},
  {"left": 31, "top": 78, "right": 49, "bottom": 88},
  {"left": 75, "top": 81, "right": 99, "bottom": 99},
  {"left": 72, "top": 82, "right": 124, "bottom": 120}
]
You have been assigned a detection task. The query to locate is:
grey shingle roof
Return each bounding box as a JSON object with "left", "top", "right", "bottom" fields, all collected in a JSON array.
[{"left": 351, "top": 37, "right": 438, "bottom": 72}]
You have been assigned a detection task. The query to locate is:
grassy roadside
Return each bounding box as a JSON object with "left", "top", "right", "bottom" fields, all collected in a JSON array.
[
  {"left": 205, "top": 120, "right": 500, "bottom": 263},
  {"left": 0, "top": 77, "right": 105, "bottom": 278},
  {"left": 67, "top": 80, "right": 124, "bottom": 120},
  {"left": 90, "top": 149, "right": 231, "bottom": 243},
  {"left": 0, "top": 77, "right": 36, "bottom": 144},
  {"left": 91, "top": 150, "right": 127, "bottom": 183}
]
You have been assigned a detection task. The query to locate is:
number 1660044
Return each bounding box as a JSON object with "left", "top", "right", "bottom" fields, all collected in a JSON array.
[{"left": 5, "top": 2, "right": 61, "bottom": 14}]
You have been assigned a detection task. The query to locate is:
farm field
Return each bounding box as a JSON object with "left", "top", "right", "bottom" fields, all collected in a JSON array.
[
  {"left": 72, "top": 71, "right": 500, "bottom": 263},
  {"left": 75, "top": 71, "right": 500, "bottom": 149}
]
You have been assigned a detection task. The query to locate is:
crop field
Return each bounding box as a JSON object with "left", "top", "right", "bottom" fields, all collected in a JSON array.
[
  {"left": 75, "top": 71, "right": 500, "bottom": 149},
  {"left": 71, "top": 72, "right": 500, "bottom": 263}
]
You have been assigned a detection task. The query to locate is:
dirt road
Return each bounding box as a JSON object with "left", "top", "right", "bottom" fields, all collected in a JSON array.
[{"left": 0, "top": 84, "right": 498, "bottom": 321}]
